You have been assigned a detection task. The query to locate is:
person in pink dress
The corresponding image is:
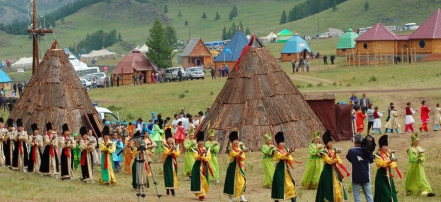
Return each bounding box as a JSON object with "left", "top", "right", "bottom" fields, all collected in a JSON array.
[
  {"left": 174, "top": 121, "right": 186, "bottom": 150},
  {"left": 419, "top": 100, "right": 431, "bottom": 132}
]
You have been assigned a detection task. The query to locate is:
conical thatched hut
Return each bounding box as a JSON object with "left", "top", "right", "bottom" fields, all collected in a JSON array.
[
  {"left": 9, "top": 49, "right": 103, "bottom": 136},
  {"left": 200, "top": 39, "right": 325, "bottom": 152}
]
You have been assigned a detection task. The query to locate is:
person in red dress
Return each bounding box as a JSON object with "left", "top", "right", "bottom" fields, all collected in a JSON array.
[
  {"left": 356, "top": 106, "right": 367, "bottom": 134},
  {"left": 419, "top": 100, "right": 431, "bottom": 132}
]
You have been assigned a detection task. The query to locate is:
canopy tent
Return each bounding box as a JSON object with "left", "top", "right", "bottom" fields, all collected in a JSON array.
[
  {"left": 81, "top": 49, "right": 116, "bottom": 59},
  {"left": 112, "top": 50, "right": 157, "bottom": 85},
  {"left": 277, "top": 29, "right": 293, "bottom": 43},
  {"left": 336, "top": 28, "right": 359, "bottom": 56},
  {"left": 0, "top": 69, "right": 12, "bottom": 83},
  {"left": 10, "top": 48, "right": 103, "bottom": 137},
  {"left": 200, "top": 38, "right": 325, "bottom": 152},
  {"left": 11, "top": 57, "right": 34, "bottom": 69},
  {"left": 280, "top": 33, "right": 312, "bottom": 61}
]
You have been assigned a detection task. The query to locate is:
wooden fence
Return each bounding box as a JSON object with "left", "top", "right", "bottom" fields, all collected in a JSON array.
[{"left": 345, "top": 48, "right": 418, "bottom": 66}]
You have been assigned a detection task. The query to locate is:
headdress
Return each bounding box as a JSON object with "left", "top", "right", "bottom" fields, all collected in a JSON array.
[
  {"left": 16, "top": 119, "right": 23, "bottom": 127},
  {"left": 411, "top": 133, "right": 419, "bottom": 146},
  {"left": 188, "top": 127, "right": 195, "bottom": 136},
  {"left": 62, "top": 123, "right": 69, "bottom": 134},
  {"left": 378, "top": 135, "right": 388, "bottom": 147},
  {"left": 208, "top": 129, "right": 215, "bottom": 138},
  {"left": 31, "top": 123, "right": 38, "bottom": 131},
  {"left": 229, "top": 131, "right": 239, "bottom": 142},
  {"left": 0, "top": 117, "right": 4, "bottom": 123},
  {"left": 80, "top": 126, "right": 87, "bottom": 135},
  {"left": 72, "top": 132, "right": 78, "bottom": 137},
  {"left": 322, "top": 130, "right": 333, "bottom": 145},
  {"left": 311, "top": 131, "right": 320, "bottom": 143},
  {"left": 196, "top": 130, "right": 205, "bottom": 142},
  {"left": 361, "top": 135, "right": 376, "bottom": 154},
  {"left": 264, "top": 132, "right": 271, "bottom": 141},
  {"left": 102, "top": 126, "right": 110, "bottom": 136},
  {"left": 165, "top": 128, "right": 173, "bottom": 140},
  {"left": 7, "top": 118, "right": 14, "bottom": 127},
  {"left": 275, "top": 131, "right": 285, "bottom": 145},
  {"left": 46, "top": 122, "right": 53, "bottom": 131}
]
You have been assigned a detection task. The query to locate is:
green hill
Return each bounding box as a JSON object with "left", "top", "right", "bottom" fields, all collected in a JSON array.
[{"left": 1, "top": 0, "right": 441, "bottom": 59}]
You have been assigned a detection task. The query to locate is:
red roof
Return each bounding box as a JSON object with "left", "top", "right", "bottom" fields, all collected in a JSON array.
[
  {"left": 396, "top": 35, "right": 410, "bottom": 40},
  {"left": 409, "top": 9, "right": 441, "bottom": 39},
  {"left": 113, "top": 50, "right": 157, "bottom": 74},
  {"left": 355, "top": 23, "right": 398, "bottom": 41}
]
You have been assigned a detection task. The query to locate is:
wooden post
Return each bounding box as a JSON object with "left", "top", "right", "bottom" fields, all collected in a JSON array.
[
  {"left": 406, "top": 48, "right": 409, "bottom": 64},
  {"left": 27, "top": 0, "right": 53, "bottom": 75},
  {"left": 367, "top": 52, "right": 370, "bottom": 66},
  {"left": 358, "top": 52, "right": 360, "bottom": 67},
  {"left": 392, "top": 50, "right": 394, "bottom": 65},
  {"left": 346, "top": 53, "right": 348, "bottom": 67},
  {"left": 401, "top": 49, "right": 404, "bottom": 64}
]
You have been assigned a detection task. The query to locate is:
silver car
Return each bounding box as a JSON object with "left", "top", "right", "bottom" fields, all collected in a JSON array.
[{"left": 185, "top": 67, "right": 205, "bottom": 80}]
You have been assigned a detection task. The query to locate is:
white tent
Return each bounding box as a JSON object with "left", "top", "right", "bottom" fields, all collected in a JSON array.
[
  {"left": 261, "top": 32, "right": 278, "bottom": 43},
  {"left": 81, "top": 49, "right": 116, "bottom": 59},
  {"left": 135, "top": 44, "right": 149, "bottom": 53},
  {"left": 11, "top": 57, "right": 34, "bottom": 69}
]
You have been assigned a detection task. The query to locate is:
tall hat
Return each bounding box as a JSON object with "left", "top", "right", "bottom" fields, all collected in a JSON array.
[
  {"left": 7, "top": 118, "right": 13, "bottom": 127},
  {"left": 311, "top": 131, "right": 320, "bottom": 143},
  {"left": 165, "top": 128, "right": 173, "bottom": 140},
  {"left": 229, "top": 131, "right": 239, "bottom": 142},
  {"left": 31, "top": 123, "right": 38, "bottom": 131},
  {"left": 46, "top": 122, "right": 53, "bottom": 131},
  {"left": 80, "top": 126, "right": 88, "bottom": 135},
  {"left": 208, "top": 129, "right": 215, "bottom": 138},
  {"left": 16, "top": 119, "right": 23, "bottom": 127},
  {"left": 196, "top": 130, "right": 205, "bottom": 142},
  {"left": 134, "top": 130, "right": 141, "bottom": 137},
  {"left": 275, "top": 131, "right": 285, "bottom": 145},
  {"left": 378, "top": 135, "right": 388, "bottom": 148},
  {"left": 0, "top": 117, "right": 4, "bottom": 123},
  {"left": 361, "top": 134, "right": 376, "bottom": 154},
  {"left": 411, "top": 133, "right": 419, "bottom": 146},
  {"left": 264, "top": 132, "right": 271, "bottom": 141},
  {"left": 62, "top": 123, "right": 69, "bottom": 134},
  {"left": 102, "top": 126, "right": 110, "bottom": 136},
  {"left": 322, "top": 130, "right": 333, "bottom": 145}
]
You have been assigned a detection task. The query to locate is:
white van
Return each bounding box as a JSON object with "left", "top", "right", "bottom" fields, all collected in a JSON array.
[
  {"left": 95, "top": 106, "right": 119, "bottom": 122},
  {"left": 405, "top": 23, "right": 419, "bottom": 30}
]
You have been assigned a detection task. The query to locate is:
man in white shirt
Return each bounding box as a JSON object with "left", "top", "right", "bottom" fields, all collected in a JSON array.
[
  {"left": 172, "top": 114, "right": 179, "bottom": 134},
  {"left": 178, "top": 114, "right": 190, "bottom": 131}
]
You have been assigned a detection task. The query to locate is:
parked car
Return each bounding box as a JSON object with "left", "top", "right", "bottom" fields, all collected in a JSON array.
[
  {"left": 17, "top": 69, "right": 24, "bottom": 74},
  {"left": 81, "top": 79, "right": 92, "bottom": 91},
  {"left": 81, "top": 73, "right": 104, "bottom": 87},
  {"left": 164, "top": 67, "right": 187, "bottom": 82},
  {"left": 95, "top": 106, "right": 119, "bottom": 122},
  {"left": 185, "top": 67, "right": 205, "bottom": 80}
]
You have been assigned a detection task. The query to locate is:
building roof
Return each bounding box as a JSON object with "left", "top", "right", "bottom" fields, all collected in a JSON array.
[
  {"left": 409, "top": 8, "right": 441, "bottom": 39},
  {"left": 0, "top": 69, "right": 12, "bottom": 83},
  {"left": 281, "top": 34, "right": 312, "bottom": 53},
  {"left": 355, "top": 23, "right": 398, "bottom": 41},
  {"left": 180, "top": 38, "right": 212, "bottom": 57},
  {"left": 113, "top": 50, "right": 157, "bottom": 74},
  {"left": 336, "top": 28, "right": 359, "bottom": 49},
  {"left": 278, "top": 29, "right": 293, "bottom": 36},
  {"left": 214, "top": 31, "right": 249, "bottom": 62},
  {"left": 81, "top": 49, "right": 116, "bottom": 58},
  {"left": 396, "top": 35, "right": 410, "bottom": 40}
]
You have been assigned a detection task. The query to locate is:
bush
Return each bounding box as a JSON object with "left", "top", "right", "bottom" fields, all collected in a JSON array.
[
  {"left": 107, "top": 105, "right": 123, "bottom": 111},
  {"left": 179, "top": 93, "right": 185, "bottom": 99},
  {"left": 307, "top": 83, "right": 313, "bottom": 88},
  {"left": 210, "top": 91, "right": 214, "bottom": 95},
  {"left": 346, "top": 83, "right": 352, "bottom": 87},
  {"left": 316, "top": 82, "right": 323, "bottom": 87},
  {"left": 332, "top": 82, "right": 337, "bottom": 86},
  {"left": 184, "top": 89, "right": 189, "bottom": 93},
  {"left": 368, "top": 76, "right": 377, "bottom": 82}
]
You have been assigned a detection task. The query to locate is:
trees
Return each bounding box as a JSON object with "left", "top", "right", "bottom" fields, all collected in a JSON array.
[
  {"left": 163, "top": 4, "right": 168, "bottom": 13},
  {"left": 165, "top": 25, "right": 178, "bottom": 47},
  {"left": 146, "top": 18, "right": 174, "bottom": 69},
  {"left": 202, "top": 12, "right": 207, "bottom": 19},
  {"left": 364, "top": 2, "right": 369, "bottom": 11},
  {"left": 222, "top": 26, "right": 228, "bottom": 40},
  {"left": 280, "top": 10, "right": 287, "bottom": 24},
  {"left": 185, "top": 20, "right": 189, "bottom": 26},
  {"left": 229, "top": 5, "right": 238, "bottom": 20},
  {"left": 75, "top": 29, "right": 120, "bottom": 54},
  {"left": 215, "top": 12, "right": 220, "bottom": 20}
]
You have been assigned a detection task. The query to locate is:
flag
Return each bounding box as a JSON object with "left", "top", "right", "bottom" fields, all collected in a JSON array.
[{"left": 224, "top": 48, "right": 232, "bottom": 54}]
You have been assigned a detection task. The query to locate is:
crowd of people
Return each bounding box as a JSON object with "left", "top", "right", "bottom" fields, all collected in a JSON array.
[{"left": 0, "top": 102, "right": 437, "bottom": 201}]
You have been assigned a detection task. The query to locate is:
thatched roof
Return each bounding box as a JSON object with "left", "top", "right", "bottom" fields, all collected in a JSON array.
[
  {"left": 200, "top": 45, "right": 325, "bottom": 152},
  {"left": 9, "top": 49, "right": 102, "bottom": 135}
]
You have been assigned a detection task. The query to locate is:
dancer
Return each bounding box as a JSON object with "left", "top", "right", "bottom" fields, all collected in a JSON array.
[
  {"left": 191, "top": 131, "right": 212, "bottom": 201},
  {"left": 28, "top": 123, "right": 43, "bottom": 173},
  {"left": 419, "top": 100, "right": 431, "bottom": 132},
  {"left": 0, "top": 118, "right": 5, "bottom": 167},
  {"left": 163, "top": 128, "right": 180, "bottom": 196},
  {"left": 385, "top": 106, "right": 400, "bottom": 134},
  {"left": 261, "top": 132, "right": 275, "bottom": 188},
  {"left": 404, "top": 133, "right": 435, "bottom": 197},
  {"left": 39, "top": 122, "right": 59, "bottom": 177},
  {"left": 405, "top": 102, "right": 417, "bottom": 133},
  {"left": 11, "top": 119, "right": 28, "bottom": 172},
  {"left": 224, "top": 131, "right": 248, "bottom": 202},
  {"left": 79, "top": 126, "right": 95, "bottom": 182},
  {"left": 205, "top": 129, "right": 220, "bottom": 183},
  {"left": 434, "top": 103, "right": 441, "bottom": 131},
  {"left": 271, "top": 132, "right": 297, "bottom": 202},
  {"left": 301, "top": 131, "right": 323, "bottom": 190},
  {"left": 316, "top": 130, "right": 349, "bottom": 202},
  {"left": 4, "top": 119, "right": 15, "bottom": 168},
  {"left": 372, "top": 107, "right": 383, "bottom": 134},
  {"left": 97, "top": 126, "right": 117, "bottom": 185},
  {"left": 183, "top": 129, "right": 196, "bottom": 178},
  {"left": 355, "top": 106, "right": 366, "bottom": 134},
  {"left": 374, "top": 135, "right": 400, "bottom": 202},
  {"left": 60, "top": 124, "right": 76, "bottom": 180}
]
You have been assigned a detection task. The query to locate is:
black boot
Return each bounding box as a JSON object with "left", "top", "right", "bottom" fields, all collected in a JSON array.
[
  {"left": 291, "top": 198, "right": 296, "bottom": 202},
  {"left": 166, "top": 189, "right": 170, "bottom": 195},
  {"left": 171, "top": 189, "right": 176, "bottom": 196}
]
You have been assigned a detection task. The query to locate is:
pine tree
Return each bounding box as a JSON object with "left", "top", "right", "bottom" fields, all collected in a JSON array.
[
  {"left": 118, "top": 32, "right": 122, "bottom": 41},
  {"left": 364, "top": 2, "right": 369, "bottom": 11},
  {"left": 202, "top": 12, "right": 207, "bottom": 19},
  {"left": 163, "top": 4, "right": 168, "bottom": 13},
  {"left": 185, "top": 20, "right": 188, "bottom": 26},
  {"left": 215, "top": 12, "right": 220, "bottom": 20},
  {"left": 280, "top": 10, "right": 287, "bottom": 24},
  {"left": 165, "top": 25, "right": 178, "bottom": 47},
  {"left": 222, "top": 26, "right": 227, "bottom": 40},
  {"left": 245, "top": 27, "right": 250, "bottom": 36},
  {"left": 229, "top": 5, "right": 238, "bottom": 20},
  {"left": 146, "top": 18, "right": 173, "bottom": 69},
  {"left": 178, "top": 9, "right": 182, "bottom": 17},
  {"left": 332, "top": 0, "right": 338, "bottom": 12}
]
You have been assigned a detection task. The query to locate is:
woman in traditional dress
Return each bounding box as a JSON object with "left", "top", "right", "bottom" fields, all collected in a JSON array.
[
  {"left": 261, "top": 132, "right": 275, "bottom": 188},
  {"left": 301, "top": 131, "right": 323, "bottom": 190},
  {"left": 79, "top": 126, "right": 95, "bottom": 182},
  {"left": 385, "top": 106, "right": 400, "bottom": 134},
  {"left": 97, "top": 126, "right": 117, "bottom": 185},
  {"left": 72, "top": 132, "right": 82, "bottom": 171},
  {"left": 316, "top": 130, "right": 349, "bottom": 202},
  {"left": 60, "top": 123, "right": 76, "bottom": 180},
  {"left": 163, "top": 128, "right": 180, "bottom": 196},
  {"left": 405, "top": 102, "right": 417, "bottom": 133},
  {"left": 123, "top": 124, "right": 136, "bottom": 174},
  {"left": 271, "top": 132, "right": 297, "bottom": 202},
  {"left": 191, "top": 131, "right": 212, "bottom": 201},
  {"left": 404, "top": 133, "right": 435, "bottom": 197},
  {"left": 356, "top": 106, "right": 367, "bottom": 134},
  {"left": 224, "top": 131, "right": 248, "bottom": 202},
  {"left": 205, "top": 129, "right": 220, "bottom": 183},
  {"left": 372, "top": 107, "right": 383, "bottom": 134},
  {"left": 11, "top": 119, "right": 28, "bottom": 172},
  {"left": 151, "top": 119, "right": 164, "bottom": 153},
  {"left": 374, "top": 135, "right": 400, "bottom": 202},
  {"left": 0, "top": 117, "right": 5, "bottom": 167},
  {"left": 174, "top": 121, "right": 186, "bottom": 151},
  {"left": 39, "top": 122, "right": 59, "bottom": 177},
  {"left": 434, "top": 103, "right": 441, "bottom": 131},
  {"left": 27, "top": 123, "right": 43, "bottom": 173},
  {"left": 183, "top": 129, "right": 196, "bottom": 178},
  {"left": 4, "top": 118, "right": 15, "bottom": 168}
]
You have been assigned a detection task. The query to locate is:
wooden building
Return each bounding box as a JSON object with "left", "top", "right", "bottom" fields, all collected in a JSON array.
[
  {"left": 409, "top": 8, "right": 441, "bottom": 54},
  {"left": 112, "top": 50, "right": 158, "bottom": 85},
  {"left": 280, "top": 33, "right": 311, "bottom": 62},
  {"left": 336, "top": 28, "right": 359, "bottom": 56},
  {"left": 355, "top": 23, "right": 398, "bottom": 55},
  {"left": 180, "top": 38, "right": 213, "bottom": 68},
  {"left": 213, "top": 31, "right": 249, "bottom": 73}
]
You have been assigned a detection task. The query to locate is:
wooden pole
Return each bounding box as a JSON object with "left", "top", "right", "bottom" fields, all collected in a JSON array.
[
  {"left": 406, "top": 48, "right": 409, "bottom": 64},
  {"left": 358, "top": 52, "right": 360, "bottom": 67},
  {"left": 367, "top": 52, "right": 370, "bottom": 66},
  {"left": 392, "top": 49, "right": 394, "bottom": 65},
  {"left": 346, "top": 53, "right": 349, "bottom": 67},
  {"left": 27, "top": 0, "right": 53, "bottom": 75},
  {"left": 401, "top": 49, "right": 404, "bottom": 64}
]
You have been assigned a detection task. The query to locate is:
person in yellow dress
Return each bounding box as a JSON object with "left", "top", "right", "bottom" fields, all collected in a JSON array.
[
  {"left": 261, "top": 132, "right": 275, "bottom": 188},
  {"left": 190, "top": 130, "right": 212, "bottom": 201},
  {"left": 271, "top": 131, "right": 297, "bottom": 202},
  {"left": 97, "top": 126, "right": 117, "bottom": 185},
  {"left": 224, "top": 131, "right": 249, "bottom": 202}
]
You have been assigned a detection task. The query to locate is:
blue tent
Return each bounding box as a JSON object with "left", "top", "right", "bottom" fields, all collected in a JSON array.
[
  {"left": 281, "top": 33, "right": 311, "bottom": 54},
  {"left": 0, "top": 69, "right": 12, "bottom": 83},
  {"left": 214, "top": 31, "right": 249, "bottom": 62}
]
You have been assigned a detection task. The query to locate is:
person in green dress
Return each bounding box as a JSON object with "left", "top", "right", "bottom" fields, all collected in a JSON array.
[
  {"left": 205, "top": 129, "right": 220, "bottom": 183},
  {"left": 151, "top": 120, "right": 164, "bottom": 153},
  {"left": 316, "top": 130, "right": 349, "bottom": 202},
  {"left": 301, "top": 131, "right": 324, "bottom": 190},
  {"left": 163, "top": 128, "right": 180, "bottom": 196},
  {"left": 404, "top": 133, "right": 435, "bottom": 197},
  {"left": 374, "top": 135, "right": 400, "bottom": 202},
  {"left": 183, "top": 128, "right": 196, "bottom": 178},
  {"left": 271, "top": 131, "right": 297, "bottom": 202},
  {"left": 261, "top": 132, "right": 275, "bottom": 188},
  {"left": 72, "top": 132, "right": 81, "bottom": 171}
]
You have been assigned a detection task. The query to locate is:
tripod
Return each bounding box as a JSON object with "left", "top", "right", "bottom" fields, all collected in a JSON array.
[{"left": 135, "top": 146, "right": 162, "bottom": 202}]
